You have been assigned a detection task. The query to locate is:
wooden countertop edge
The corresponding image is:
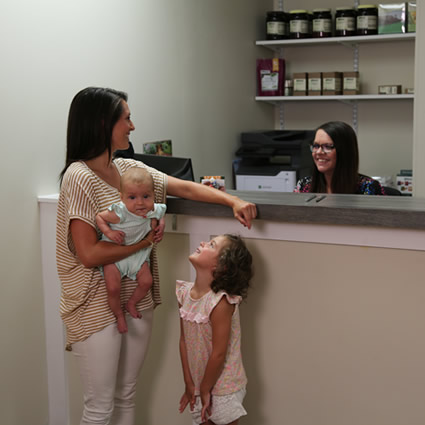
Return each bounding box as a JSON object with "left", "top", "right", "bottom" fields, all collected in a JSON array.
[{"left": 166, "top": 196, "right": 425, "bottom": 230}]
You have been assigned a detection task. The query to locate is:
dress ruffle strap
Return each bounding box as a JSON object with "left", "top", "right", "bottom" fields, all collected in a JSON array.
[{"left": 179, "top": 308, "right": 209, "bottom": 324}]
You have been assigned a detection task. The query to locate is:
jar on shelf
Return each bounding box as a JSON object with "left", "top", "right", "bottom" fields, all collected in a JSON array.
[
  {"left": 357, "top": 5, "right": 378, "bottom": 35},
  {"left": 312, "top": 8, "right": 332, "bottom": 38},
  {"left": 335, "top": 7, "right": 357, "bottom": 37},
  {"left": 289, "top": 10, "right": 311, "bottom": 39},
  {"left": 266, "top": 11, "right": 289, "bottom": 40}
]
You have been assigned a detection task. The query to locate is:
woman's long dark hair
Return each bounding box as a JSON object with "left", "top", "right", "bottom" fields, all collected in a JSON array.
[
  {"left": 59, "top": 87, "right": 128, "bottom": 183},
  {"left": 310, "top": 121, "right": 359, "bottom": 193}
]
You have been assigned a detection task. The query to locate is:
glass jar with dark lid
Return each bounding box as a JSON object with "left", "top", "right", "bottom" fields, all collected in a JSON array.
[
  {"left": 289, "top": 9, "right": 311, "bottom": 39},
  {"left": 335, "top": 7, "right": 357, "bottom": 37},
  {"left": 357, "top": 5, "right": 378, "bottom": 35},
  {"left": 312, "top": 8, "right": 332, "bottom": 38},
  {"left": 266, "top": 11, "right": 289, "bottom": 40}
]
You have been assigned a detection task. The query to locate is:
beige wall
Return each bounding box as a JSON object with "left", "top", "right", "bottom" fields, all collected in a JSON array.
[{"left": 66, "top": 233, "right": 425, "bottom": 425}]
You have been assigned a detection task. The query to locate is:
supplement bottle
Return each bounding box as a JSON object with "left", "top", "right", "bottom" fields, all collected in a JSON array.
[
  {"left": 266, "top": 11, "right": 289, "bottom": 40},
  {"left": 357, "top": 5, "right": 378, "bottom": 35},
  {"left": 335, "top": 7, "right": 356, "bottom": 37},
  {"left": 313, "top": 9, "right": 332, "bottom": 38},
  {"left": 289, "top": 10, "right": 311, "bottom": 39}
]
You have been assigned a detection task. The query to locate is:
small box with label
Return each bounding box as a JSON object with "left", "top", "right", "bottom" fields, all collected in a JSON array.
[
  {"left": 343, "top": 71, "right": 360, "bottom": 95},
  {"left": 308, "top": 72, "right": 322, "bottom": 96},
  {"left": 378, "top": 85, "right": 402, "bottom": 95},
  {"left": 293, "top": 72, "right": 308, "bottom": 96},
  {"left": 323, "top": 72, "right": 342, "bottom": 95}
]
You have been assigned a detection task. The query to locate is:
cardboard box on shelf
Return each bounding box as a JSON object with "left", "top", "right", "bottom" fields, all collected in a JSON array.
[
  {"left": 308, "top": 72, "right": 322, "bottom": 96},
  {"left": 323, "top": 72, "right": 342, "bottom": 95},
  {"left": 378, "top": 84, "right": 402, "bottom": 94},
  {"left": 293, "top": 72, "right": 308, "bottom": 96},
  {"left": 343, "top": 71, "right": 360, "bottom": 95}
]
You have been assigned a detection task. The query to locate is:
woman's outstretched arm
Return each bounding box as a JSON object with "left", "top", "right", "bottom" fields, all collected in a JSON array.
[{"left": 167, "top": 176, "right": 257, "bottom": 229}]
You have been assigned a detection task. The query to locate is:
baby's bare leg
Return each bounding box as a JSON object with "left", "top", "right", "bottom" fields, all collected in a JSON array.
[
  {"left": 126, "top": 262, "right": 153, "bottom": 318},
  {"left": 103, "top": 263, "right": 127, "bottom": 333}
]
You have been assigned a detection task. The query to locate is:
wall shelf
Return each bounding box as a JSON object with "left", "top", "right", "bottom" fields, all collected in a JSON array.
[
  {"left": 256, "top": 94, "right": 414, "bottom": 105},
  {"left": 256, "top": 30, "right": 415, "bottom": 135},
  {"left": 256, "top": 33, "right": 416, "bottom": 51}
]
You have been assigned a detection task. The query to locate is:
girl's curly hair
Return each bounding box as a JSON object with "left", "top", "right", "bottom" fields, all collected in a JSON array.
[{"left": 211, "top": 234, "right": 253, "bottom": 299}]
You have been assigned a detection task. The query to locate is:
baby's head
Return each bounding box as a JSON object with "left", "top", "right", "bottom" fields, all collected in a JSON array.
[
  {"left": 120, "top": 167, "right": 155, "bottom": 216},
  {"left": 212, "top": 234, "right": 253, "bottom": 299}
]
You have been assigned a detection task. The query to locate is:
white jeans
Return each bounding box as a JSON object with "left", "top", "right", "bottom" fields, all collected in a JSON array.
[{"left": 72, "top": 308, "right": 154, "bottom": 425}]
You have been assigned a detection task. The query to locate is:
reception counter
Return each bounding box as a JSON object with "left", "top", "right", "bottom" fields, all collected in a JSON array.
[
  {"left": 39, "top": 192, "right": 425, "bottom": 425},
  {"left": 168, "top": 190, "right": 425, "bottom": 229},
  {"left": 166, "top": 191, "right": 425, "bottom": 252}
]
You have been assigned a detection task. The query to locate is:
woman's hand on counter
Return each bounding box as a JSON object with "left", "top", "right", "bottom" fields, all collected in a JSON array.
[{"left": 231, "top": 197, "right": 257, "bottom": 229}]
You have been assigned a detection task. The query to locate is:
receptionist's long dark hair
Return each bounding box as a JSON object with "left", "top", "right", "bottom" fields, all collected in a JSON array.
[
  {"left": 59, "top": 87, "right": 128, "bottom": 184},
  {"left": 310, "top": 121, "right": 359, "bottom": 194}
]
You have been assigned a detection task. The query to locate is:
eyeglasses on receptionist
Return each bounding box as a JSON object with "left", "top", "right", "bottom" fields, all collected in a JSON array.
[{"left": 310, "top": 143, "right": 335, "bottom": 153}]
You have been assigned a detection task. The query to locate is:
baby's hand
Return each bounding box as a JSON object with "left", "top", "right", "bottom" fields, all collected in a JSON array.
[
  {"left": 105, "top": 229, "right": 125, "bottom": 245},
  {"left": 150, "top": 218, "right": 159, "bottom": 230},
  {"left": 153, "top": 217, "right": 165, "bottom": 243}
]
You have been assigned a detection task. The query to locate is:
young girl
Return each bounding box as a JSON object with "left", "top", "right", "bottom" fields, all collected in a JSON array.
[
  {"left": 96, "top": 167, "right": 166, "bottom": 333},
  {"left": 176, "top": 234, "right": 253, "bottom": 425}
]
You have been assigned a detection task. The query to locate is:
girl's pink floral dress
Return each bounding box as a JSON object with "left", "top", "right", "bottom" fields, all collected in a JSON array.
[{"left": 176, "top": 280, "right": 247, "bottom": 395}]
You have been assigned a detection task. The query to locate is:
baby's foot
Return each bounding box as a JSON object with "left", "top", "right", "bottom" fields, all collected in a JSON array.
[
  {"left": 126, "top": 301, "right": 142, "bottom": 319},
  {"left": 116, "top": 315, "right": 128, "bottom": 333}
]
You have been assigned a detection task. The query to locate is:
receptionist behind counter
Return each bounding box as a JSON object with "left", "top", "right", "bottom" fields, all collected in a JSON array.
[{"left": 294, "top": 121, "right": 385, "bottom": 195}]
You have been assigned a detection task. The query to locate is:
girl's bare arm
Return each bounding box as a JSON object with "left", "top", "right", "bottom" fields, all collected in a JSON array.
[
  {"left": 200, "top": 297, "right": 234, "bottom": 394},
  {"left": 179, "top": 315, "right": 196, "bottom": 413}
]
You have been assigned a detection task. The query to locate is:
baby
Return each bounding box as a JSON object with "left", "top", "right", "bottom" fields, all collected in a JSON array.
[{"left": 96, "top": 167, "right": 166, "bottom": 333}]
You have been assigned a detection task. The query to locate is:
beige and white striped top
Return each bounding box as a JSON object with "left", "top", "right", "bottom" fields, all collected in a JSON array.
[{"left": 56, "top": 158, "right": 167, "bottom": 350}]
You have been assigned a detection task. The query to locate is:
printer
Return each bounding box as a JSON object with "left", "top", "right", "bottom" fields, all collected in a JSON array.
[{"left": 234, "top": 130, "right": 315, "bottom": 192}]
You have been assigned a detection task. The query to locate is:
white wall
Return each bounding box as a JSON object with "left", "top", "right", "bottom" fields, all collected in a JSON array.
[{"left": 0, "top": 1, "right": 273, "bottom": 424}]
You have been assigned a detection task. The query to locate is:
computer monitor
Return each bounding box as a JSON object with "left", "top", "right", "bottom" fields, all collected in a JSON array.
[{"left": 132, "top": 153, "right": 195, "bottom": 182}]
